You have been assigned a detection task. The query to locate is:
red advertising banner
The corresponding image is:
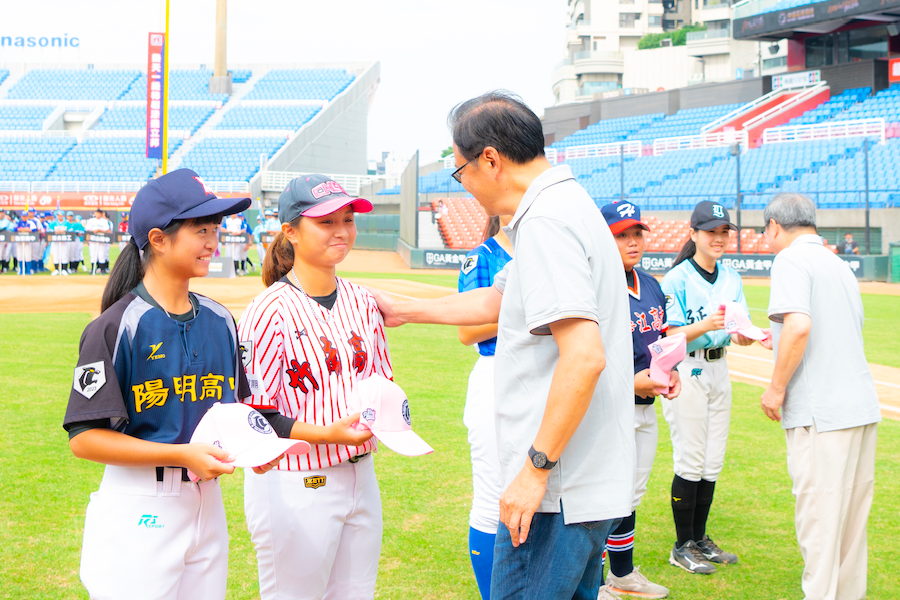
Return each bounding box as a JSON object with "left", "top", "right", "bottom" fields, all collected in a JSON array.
[
  {"left": 146, "top": 33, "right": 166, "bottom": 159},
  {"left": 890, "top": 58, "right": 900, "bottom": 84},
  {"left": 0, "top": 191, "right": 136, "bottom": 212}
]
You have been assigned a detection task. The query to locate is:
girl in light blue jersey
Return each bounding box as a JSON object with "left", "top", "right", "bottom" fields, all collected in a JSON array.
[{"left": 660, "top": 201, "right": 763, "bottom": 576}]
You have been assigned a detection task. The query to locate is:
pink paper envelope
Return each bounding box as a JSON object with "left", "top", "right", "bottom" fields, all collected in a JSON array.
[
  {"left": 722, "top": 301, "right": 768, "bottom": 340},
  {"left": 189, "top": 403, "right": 310, "bottom": 480},
  {"left": 349, "top": 375, "right": 433, "bottom": 457},
  {"left": 648, "top": 333, "right": 687, "bottom": 393}
]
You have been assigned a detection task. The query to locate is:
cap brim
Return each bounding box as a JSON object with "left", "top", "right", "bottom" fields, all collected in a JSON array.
[
  {"left": 175, "top": 196, "right": 252, "bottom": 221},
  {"left": 608, "top": 219, "right": 651, "bottom": 235},
  {"left": 230, "top": 438, "right": 311, "bottom": 468},
  {"left": 695, "top": 219, "right": 738, "bottom": 232},
  {"left": 302, "top": 197, "right": 373, "bottom": 218},
  {"left": 735, "top": 325, "right": 768, "bottom": 340},
  {"left": 373, "top": 429, "right": 434, "bottom": 456}
]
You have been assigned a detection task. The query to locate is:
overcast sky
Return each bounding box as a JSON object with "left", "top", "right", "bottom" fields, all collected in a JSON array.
[{"left": 3, "top": 0, "right": 568, "bottom": 164}]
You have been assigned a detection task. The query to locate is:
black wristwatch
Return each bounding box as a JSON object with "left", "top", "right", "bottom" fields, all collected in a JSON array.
[{"left": 528, "top": 445, "right": 557, "bottom": 470}]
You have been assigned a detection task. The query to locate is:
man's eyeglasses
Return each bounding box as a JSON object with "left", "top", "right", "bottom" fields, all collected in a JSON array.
[{"left": 451, "top": 152, "right": 482, "bottom": 184}]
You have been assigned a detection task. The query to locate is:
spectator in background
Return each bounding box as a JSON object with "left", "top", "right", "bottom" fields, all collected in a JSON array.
[
  {"left": 761, "top": 193, "right": 880, "bottom": 600},
  {"left": 840, "top": 232, "right": 860, "bottom": 255}
]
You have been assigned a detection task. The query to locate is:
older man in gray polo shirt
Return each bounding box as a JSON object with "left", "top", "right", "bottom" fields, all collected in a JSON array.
[
  {"left": 761, "top": 192, "right": 880, "bottom": 600},
  {"left": 371, "top": 91, "right": 634, "bottom": 599}
]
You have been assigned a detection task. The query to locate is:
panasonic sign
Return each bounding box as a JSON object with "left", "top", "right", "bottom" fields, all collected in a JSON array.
[{"left": 0, "top": 34, "right": 80, "bottom": 48}]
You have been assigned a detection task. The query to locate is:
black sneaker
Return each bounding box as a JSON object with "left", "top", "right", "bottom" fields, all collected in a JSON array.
[
  {"left": 668, "top": 540, "right": 717, "bottom": 574},
  {"left": 697, "top": 535, "right": 738, "bottom": 564}
]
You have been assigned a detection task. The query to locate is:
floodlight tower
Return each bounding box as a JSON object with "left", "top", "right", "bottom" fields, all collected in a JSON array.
[{"left": 209, "top": 0, "right": 232, "bottom": 94}]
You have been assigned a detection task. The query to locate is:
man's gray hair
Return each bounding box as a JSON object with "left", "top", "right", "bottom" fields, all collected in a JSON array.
[{"left": 764, "top": 193, "right": 817, "bottom": 231}]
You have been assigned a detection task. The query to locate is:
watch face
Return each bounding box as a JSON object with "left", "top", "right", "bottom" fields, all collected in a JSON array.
[{"left": 532, "top": 452, "right": 547, "bottom": 469}]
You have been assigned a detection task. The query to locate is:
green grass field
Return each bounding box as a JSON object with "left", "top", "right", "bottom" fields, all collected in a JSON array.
[{"left": 1, "top": 312, "right": 898, "bottom": 599}]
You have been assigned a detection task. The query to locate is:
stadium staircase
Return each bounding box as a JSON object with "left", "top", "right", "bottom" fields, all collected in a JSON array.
[{"left": 417, "top": 211, "right": 446, "bottom": 249}]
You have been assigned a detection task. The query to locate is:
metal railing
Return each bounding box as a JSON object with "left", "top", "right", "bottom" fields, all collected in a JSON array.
[
  {"left": 572, "top": 50, "right": 625, "bottom": 62},
  {"left": 0, "top": 181, "right": 32, "bottom": 193},
  {"left": 686, "top": 27, "right": 731, "bottom": 42},
  {"left": 30, "top": 181, "right": 145, "bottom": 193},
  {"left": 653, "top": 130, "right": 749, "bottom": 155},
  {"left": 741, "top": 81, "right": 828, "bottom": 132},
  {"left": 206, "top": 129, "right": 293, "bottom": 138},
  {"left": 565, "top": 141, "right": 642, "bottom": 160},
  {"left": 591, "top": 190, "right": 899, "bottom": 210},
  {"left": 261, "top": 171, "right": 374, "bottom": 196},
  {"left": 762, "top": 118, "right": 885, "bottom": 145}
]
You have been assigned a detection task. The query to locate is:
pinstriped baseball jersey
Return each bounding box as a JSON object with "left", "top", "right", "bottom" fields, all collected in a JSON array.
[
  {"left": 238, "top": 277, "right": 392, "bottom": 471},
  {"left": 661, "top": 259, "right": 748, "bottom": 354}
]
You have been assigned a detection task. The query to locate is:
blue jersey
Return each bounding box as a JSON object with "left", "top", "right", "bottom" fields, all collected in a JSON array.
[
  {"left": 15, "top": 218, "right": 37, "bottom": 232},
  {"left": 458, "top": 237, "right": 512, "bottom": 356},
  {"left": 252, "top": 223, "right": 265, "bottom": 243},
  {"left": 661, "top": 259, "right": 748, "bottom": 354},
  {"left": 629, "top": 268, "right": 669, "bottom": 405},
  {"left": 64, "top": 289, "right": 250, "bottom": 444}
]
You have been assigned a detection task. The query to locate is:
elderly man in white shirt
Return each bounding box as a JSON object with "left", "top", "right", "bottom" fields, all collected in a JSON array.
[{"left": 761, "top": 192, "right": 880, "bottom": 600}]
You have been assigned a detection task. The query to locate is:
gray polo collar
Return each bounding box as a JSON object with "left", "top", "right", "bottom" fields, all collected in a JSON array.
[
  {"left": 792, "top": 234, "right": 825, "bottom": 247},
  {"left": 506, "top": 165, "right": 576, "bottom": 231}
]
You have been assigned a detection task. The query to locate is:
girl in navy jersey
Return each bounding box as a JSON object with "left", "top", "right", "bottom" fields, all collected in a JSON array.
[
  {"left": 63, "top": 169, "right": 280, "bottom": 600},
  {"left": 239, "top": 175, "right": 392, "bottom": 600}
]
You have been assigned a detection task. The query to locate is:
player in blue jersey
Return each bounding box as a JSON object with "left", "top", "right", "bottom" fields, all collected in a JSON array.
[
  {"left": 660, "top": 201, "right": 764, "bottom": 575},
  {"left": 457, "top": 214, "right": 513, "bottom": 600},
  {"left": 63, "top": 169, "right": 282, "bottom": 600},
  {"left": 599, "top": 201, "right": 677, "bottom": 599}
]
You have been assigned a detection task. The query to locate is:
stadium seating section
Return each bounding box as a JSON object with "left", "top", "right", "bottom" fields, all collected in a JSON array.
[
  {"left": 245, "top": 69, "right": 355, "bottom": 101},
  {"left": 94, "top": 105, "right": 215, "bottom": 133},
  {"left": 0, "top": 70, "right": 9, "bottom": 87},
  {"left": 627, "top": 104, "right": 743, "bottom": 143},
  {"left": 120, "top": 70, "right": 228, "bottom": 102},
  {"left": 7, "top": 69, "right": 140, "bottom": 101},
  {"left": 0, "top": 136, "right": 77, "bottom": 181},
  {"left": 552, "top": 113, "right": 664, "bottom": 149},
  {"left": 46, "top": 137, "right": 182, "bottom": 182},
  {"left": 0, "top": 105, "right": 56, "bottom": 130},
  {"left": 217, "top": 105, "right": 320, "bottom": 130},
  {"left": 179, "top": 136, "right": 285, "bottom": 182},
  {"left": 231, "top": 69, "right": 252, "bottom": 84},
  {"left": 785, "top": 88, "right": 870, "bottom": 126},
  {"left": 431, "top": 198, "right": 489, "bottom": 250}
]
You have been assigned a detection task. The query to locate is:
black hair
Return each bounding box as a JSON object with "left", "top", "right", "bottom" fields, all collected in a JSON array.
[
  {"left": 101, "top": 213, "right": 223, "bottom": 313},
  {"left": 482, "top": 215, "right": 501, "bottom": 243},
  {"left": 263, "top": 217, "right": 301, "bottom": 287},
  {"left": 673, "top": 238, "right": 696, "bottom": 267},
  {"left": 448, "top": 90, "right": 545, "bottom": 163}
]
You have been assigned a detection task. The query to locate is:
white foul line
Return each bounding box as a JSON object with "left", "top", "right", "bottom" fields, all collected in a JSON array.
[{"left": 729, "top": 352, "right": 900, "bottom": 390}]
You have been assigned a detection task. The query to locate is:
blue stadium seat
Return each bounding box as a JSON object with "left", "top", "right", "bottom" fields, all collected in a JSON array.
[
  {"left": 45, "top": 137, "right": 181, "bottom": 182},
  {"left": 6, "top": 69, "right": 140, "bottom": 101},
  {"left": 245, "top": 69, "right": 355, "bottom": 101},
  {"left": 178, "top": 136, "right": 286, "bottom": 181},
  {"left": 217, "top": 105, "right": 320, "bottom": 130},
  {"left": 119, "top": 70, "right": 228, "bottom": 103},
  {"left": 0, "top": 136, "right": 76, "bottom": 181},
  {"left": 0, "top": 105, "right": 57, "bottom": 130},
  {"left": 94, "top": 105, "right": 215, "bottom": 133}
]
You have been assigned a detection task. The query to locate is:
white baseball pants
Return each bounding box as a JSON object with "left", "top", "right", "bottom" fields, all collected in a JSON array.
[
  {"left": 463, "top": 355, "right": 502, "bottom": 534},
  {"left": 661, "top": 354, "right": 732, "bottom": 482},
  {"left": 786, "top": 422, "right": 877, "bottom": 600},
  {"left": 244, "top": 456, "right": 382, "bottom": 600},
  {"left": 80, "top": 465, "right": 228, "bottom": 600},
  {"left": 632, "top": 403, "right": 658, "bottom": 510}
]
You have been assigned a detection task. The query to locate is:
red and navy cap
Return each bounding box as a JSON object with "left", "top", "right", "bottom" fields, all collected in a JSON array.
[
  {"left": 278, "top": 174, "right": 373, "bottom": 224},
  {"left": 600, "top": 200, "right": 651, "bottom": 235},
  {"left": 129, "top": 169, "right": 250, "bottom": 249}
]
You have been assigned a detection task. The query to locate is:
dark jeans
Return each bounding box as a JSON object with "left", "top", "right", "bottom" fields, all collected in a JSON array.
[{"left": 490, "top": 506, "right": 621, "bottom": 600}]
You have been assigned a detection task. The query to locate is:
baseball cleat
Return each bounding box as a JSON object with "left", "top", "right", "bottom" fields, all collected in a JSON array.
[
  {"left": 607, "top": 566, "right": 669, "bottom": 598},
  {"left": 668, "top": 540, "right": 716, "bottom": 574},
  {"left": 598, "top": 584, "right": 620, "bottom": 600},
  {"left": 697, "top": 535, "right": 738, "bottom": 564}
]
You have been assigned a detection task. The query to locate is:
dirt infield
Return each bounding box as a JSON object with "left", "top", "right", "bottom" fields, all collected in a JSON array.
[{"left": 1, "top": 249, "right": 897, "bottom": 419}]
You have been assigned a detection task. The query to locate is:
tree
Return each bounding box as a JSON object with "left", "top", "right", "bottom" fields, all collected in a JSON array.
[
  {"left": 637, "top": 23, "right": 706, "bottom": 50},
  {"left": 440, "top": 146, "right": 453, "bottom": 158}
]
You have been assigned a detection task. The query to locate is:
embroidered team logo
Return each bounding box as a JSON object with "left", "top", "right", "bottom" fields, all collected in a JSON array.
[
  {"left": 320, "top": 335, "right": 341, "bottom": 374},
  {"left": 461, "top": 255, "right": 478, "bottom": 275},
  {"left": 294, "top": 328, "right": 307, "bottom": 340},
  {"left": 616, "top": 203, "right": 636, "bottom": 218},
  {"left": 310, "top": 180, "right": 347, "bottom": 199},
  {"left": 362, "top": 408, "right": 376, "bottom": 422},
  {"left": 665, "top": 294, "right": 674, "bottom": 309},
  {"left": 74, "top": 361, "right": 106, "bottom": 400},
  {"left": 726, "top": 319, "right": 737, "bottom": 331},
  {"left": 650, "top": 343, "right": 663, "bottom": 355},
  {"left": 193, "top": 176, "right": 215, "bottom": 196},
  {"left": 712, "top": 205, "right": 725, "bottom": 218},
  {"left": 691, "top": 368, "right": 703, "bottom": 378},
  {"left": 239, "top": 341, "right": 253, "bottom": 368},
  {"left": 349, "top": 331, "right": 367, "bottom": 375},
  {"left": 248, "top": 411, "right": 272, "bottom": 435},
  {"left": 401, "top": 399, "right": 411, "bottom": 426},
  {"left": 304, "top": 476, "right": 327, "bottom": 489},
  {"left": 148, "top": 342, "right": 166, "bottom": 361},
  {"left": 286, "top": 359, "right": 319, "bottom": 393}
]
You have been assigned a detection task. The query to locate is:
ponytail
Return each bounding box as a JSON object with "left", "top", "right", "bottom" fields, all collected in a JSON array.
[
  {"left": 482, "top": 215, "right": 501, "bottom": 243},
  {"left": 673, "top": 236, "right": 696, "bottom": 267},
  {"left": 101, "top": 239, "right": 145, "bottom": 312},
  {"left": 263, "top": 231, "right": 295, "bottom": 287}
]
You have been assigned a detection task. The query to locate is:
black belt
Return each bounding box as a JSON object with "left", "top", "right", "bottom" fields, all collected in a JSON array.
[
  {"left": 348, "top": 452, "right": 370, "bottom": 464},
  {"left": 689, "top": 347, "right": 726, "bottom": 361},
  {"left": 156, "top": 467, "right": 191, "bottom": 482}
]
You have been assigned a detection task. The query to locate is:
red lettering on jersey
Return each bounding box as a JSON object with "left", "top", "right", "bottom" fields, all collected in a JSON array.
[
  {"left": 634, "top": 312, "right": 652, "bottom": 333},
  {"left": 630, "top": 319, "right": 637, "bottom": 333},
  {"left": 286, "top": 359, "right": 319, "bottom": 393},
  {"left": 320, "top": 335, "right": 341, "bottom": 374},
  {"left": 649, "top": 306, "right": 664, "bottom": 331},
  {"left": 348, "top": 331, "right": 367, "bottom": 375}
]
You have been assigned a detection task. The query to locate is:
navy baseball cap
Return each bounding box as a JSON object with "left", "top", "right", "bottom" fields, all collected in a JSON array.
[
  {"left": 601, "top": 200, "right": 651, "bottom": 235},
  {"left": 278, "top": 174, "right": 372, "bottom": 224},
  {"left": 129, "top": 169, "right": 251, "bottom": 249},
  {"left": 691, "top": 201, "right": 737, "bottom": 232}
]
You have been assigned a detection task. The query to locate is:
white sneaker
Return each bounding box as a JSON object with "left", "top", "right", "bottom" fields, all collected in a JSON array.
[
  {"left": 52, "top": 270, "right": 59, "bottom": 276},
  {"left": 61, "top": 269, "right": 68, "bottom": 276},
  {"left": 607, "top": 566, "right": 669, "bottom": 598},
  {"left": 598, "top": 585, "right": 620, "bottom": 600}
]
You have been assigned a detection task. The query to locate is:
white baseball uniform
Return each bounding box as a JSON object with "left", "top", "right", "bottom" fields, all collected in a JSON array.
[{"left": 238, "top": 276, "right": 392, "bottom": 600}]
